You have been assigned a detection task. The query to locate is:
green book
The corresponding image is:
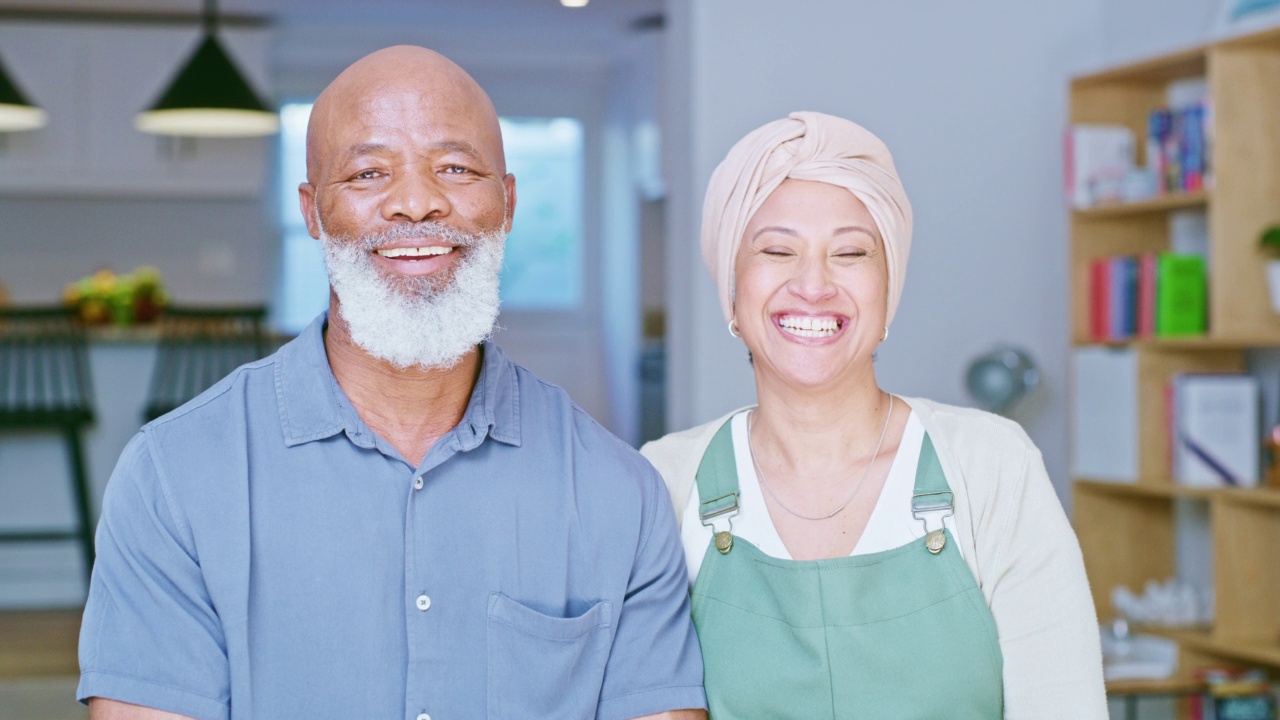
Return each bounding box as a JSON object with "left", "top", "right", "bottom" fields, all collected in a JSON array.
[{"left": 1156, "top": 253, "right": 1207, "bottom": 337}]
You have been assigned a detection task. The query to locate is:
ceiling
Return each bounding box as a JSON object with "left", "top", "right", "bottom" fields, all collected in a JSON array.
[{"left": 0, "top": 0, "right": 664, "bottom": 40}]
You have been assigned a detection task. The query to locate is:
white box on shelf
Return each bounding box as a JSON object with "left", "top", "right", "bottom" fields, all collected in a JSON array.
[{"left": 1072, "top": 347, "right": 1138, "bottom": 481}]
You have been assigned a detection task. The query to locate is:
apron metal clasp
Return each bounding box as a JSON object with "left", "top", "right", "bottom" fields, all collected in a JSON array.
[
  {"left": 911, "top": 490, "right": 954, "bottom": 556},
  {"left": 700, "top": 492, "right": 740, "bottom": 555}
]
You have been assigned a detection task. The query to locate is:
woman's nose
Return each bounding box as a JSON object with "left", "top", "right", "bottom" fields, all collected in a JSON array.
[
  {"left": 381, "top": 166, "right": 451, "bottom": 223},
  {"left": 787, "top": 256, "right": 837, "bottom": 302}
]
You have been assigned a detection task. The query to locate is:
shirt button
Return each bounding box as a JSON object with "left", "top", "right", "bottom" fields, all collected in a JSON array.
[
  {"left": 413, "top": 476, "right": 424, "bottom": 490},
  {"left": 415, "top": 594, "right": 431, "bottom": 611}
]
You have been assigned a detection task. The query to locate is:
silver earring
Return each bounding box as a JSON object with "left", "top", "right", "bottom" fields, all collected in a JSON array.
[
  {"left": 729, "top": 319, "right": 741, "bottom": 338},
  {"left": 881, "top": 326, "right": 889, "bottom": 342}
]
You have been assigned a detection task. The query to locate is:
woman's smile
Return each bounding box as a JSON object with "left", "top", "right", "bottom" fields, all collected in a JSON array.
[{"left": 773, "top": 312, "right": 847, "bottom": 343}]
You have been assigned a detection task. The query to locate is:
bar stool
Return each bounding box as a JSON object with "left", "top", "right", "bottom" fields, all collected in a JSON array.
[
  {"left": 0, "top": 307, "right": 97, "bottom": 581},
  {"left": 143, "top": 305, "right": 268, "bottom": 422}
]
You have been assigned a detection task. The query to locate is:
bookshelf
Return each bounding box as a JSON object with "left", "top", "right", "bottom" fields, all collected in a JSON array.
[{"left": 1068, "top": 26, "right": 1280, "bottom": 699}]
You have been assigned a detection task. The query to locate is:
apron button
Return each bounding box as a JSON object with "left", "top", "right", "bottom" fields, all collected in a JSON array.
[
  {"left": 714, "top": 530, "right": 734, "bottom": 554},
  {"left": 926, "top": 529, "right": 946, "bottom": 554}
]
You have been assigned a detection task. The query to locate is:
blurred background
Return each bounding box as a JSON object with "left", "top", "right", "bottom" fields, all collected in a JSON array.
[{"left": 2, "top": 1, "right": 1280, "bottom": 718}]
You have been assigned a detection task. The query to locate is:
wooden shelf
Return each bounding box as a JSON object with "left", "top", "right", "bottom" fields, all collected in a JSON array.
[
  {"left": 1075, "top": 480, "right": 1280, "bottom": 509},
  {"left": 1073, "top": 191, "right": 1209, "bottom": 219},
  {"left": 1073, "top": 45, "right": 1207, "bottom": 88},
  {"left": 1152, "top": 628, "right": 1280, "bottom": 670},
  {"left": 1072, "top": 334, "right": 1280, "bottom": 349},
  {"left": 1071, "top": 23, "right": 1280, "bottom": 691},
  {"left": 1106, "top": 677, "right": 1206, "bottom": 696}
]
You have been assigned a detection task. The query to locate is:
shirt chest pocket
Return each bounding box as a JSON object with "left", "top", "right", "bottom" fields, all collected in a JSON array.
[{"left": 486, "top": 592, "right": 613, "bottom": 720}]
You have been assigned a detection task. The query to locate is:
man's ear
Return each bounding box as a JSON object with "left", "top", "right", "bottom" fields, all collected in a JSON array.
[
  {"left": 299, "top": 182, "right": 322, "bottom": 240},
  {"left": 502, "top": 173, "right": 517, "bottom": 234}
]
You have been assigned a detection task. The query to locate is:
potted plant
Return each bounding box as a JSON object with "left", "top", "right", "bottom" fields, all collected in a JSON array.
[{"left": 1262, "top": 225, "right": 1280, "bottom": 313}]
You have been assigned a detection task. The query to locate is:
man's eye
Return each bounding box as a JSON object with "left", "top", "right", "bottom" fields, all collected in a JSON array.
[
  {"left": 353, "top": 169, "right": 381, "bottom": 180},
  {"left": 443, "top": 165, "right": 470, "bottom": 174}
]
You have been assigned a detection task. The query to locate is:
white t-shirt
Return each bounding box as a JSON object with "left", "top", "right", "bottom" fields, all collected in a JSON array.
[{"left": 680, "top": 408, "right": 960, "bottom": 584}]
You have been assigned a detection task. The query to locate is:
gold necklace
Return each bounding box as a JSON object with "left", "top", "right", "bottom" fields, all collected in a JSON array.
[{"left": 748, "top": 394, "right": 894, "bottom": 521}]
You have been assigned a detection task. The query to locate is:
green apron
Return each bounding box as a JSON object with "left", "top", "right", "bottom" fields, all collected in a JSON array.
[{"left": 690, "top": 420, "right": 1004, "bottom": 719}]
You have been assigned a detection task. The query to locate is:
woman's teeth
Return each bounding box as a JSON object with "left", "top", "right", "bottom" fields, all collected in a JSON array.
[
  {"left": 375, "top": 246, "right": 453, "bottom": 258},
  {"left": 779, "top": 316, "right": 840, "bottom": 338}
]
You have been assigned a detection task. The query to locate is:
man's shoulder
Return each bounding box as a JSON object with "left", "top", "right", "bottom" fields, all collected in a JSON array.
[
  {"left": 146, "top": 355, "right": 279, "bottom": 425},
  {"left": 509, "top": 362, "right": 661, "bottom": 483}
]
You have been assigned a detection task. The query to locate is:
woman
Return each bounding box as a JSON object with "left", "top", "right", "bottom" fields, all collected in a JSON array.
[{"left": 642, "top": 112, "right": 1106, "bottom": 718}]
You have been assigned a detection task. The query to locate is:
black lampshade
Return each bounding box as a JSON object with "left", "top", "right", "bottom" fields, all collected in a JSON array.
[
  {"left": 0, "top": 55, "right": 47, "bottom": 132},
  {"left": 135, "top": 34, "right": 278, "bottom": 137}
]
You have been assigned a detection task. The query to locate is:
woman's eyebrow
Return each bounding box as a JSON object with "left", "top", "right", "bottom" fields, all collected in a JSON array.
[
  {"left": 833, "top": 225, "right": 876, "bottom": 237},
  {"left": 751, "top": 225, "right": 877, "bottom": 242},
  {"left": 751, "top": 225, "right": 798, "bottom": 242}
]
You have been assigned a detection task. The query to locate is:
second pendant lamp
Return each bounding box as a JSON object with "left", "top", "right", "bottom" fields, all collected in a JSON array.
[
  {"left": 0, "top": 53, "right": 46, "bottom": 132},
  {"left": 135, "top": 0, "right": 278, "bottom": 137}
]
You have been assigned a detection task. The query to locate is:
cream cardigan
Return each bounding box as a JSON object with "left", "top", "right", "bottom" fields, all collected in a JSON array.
[{"left": 641, "top": 396, "right": 1108, "bottom": 719}]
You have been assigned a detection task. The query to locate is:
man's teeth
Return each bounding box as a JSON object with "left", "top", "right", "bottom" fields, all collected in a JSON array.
[
  {"left": 779, "top": 316, "right": 840, "bottom": 338},
  {"left": 375, "top": 246, "right": 454, "bottom": 258}
]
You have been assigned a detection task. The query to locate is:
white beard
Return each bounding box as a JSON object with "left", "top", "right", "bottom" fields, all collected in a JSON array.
[{"left": 320, "top": 220, "right": 505, "bottom": 370}]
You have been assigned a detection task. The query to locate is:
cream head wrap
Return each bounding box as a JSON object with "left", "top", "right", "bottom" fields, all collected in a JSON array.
[{"left": 701, "top": 111, "right": 913, "bottom": 327}]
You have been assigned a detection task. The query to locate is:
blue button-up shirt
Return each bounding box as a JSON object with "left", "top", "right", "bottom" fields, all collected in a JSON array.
[{"left": 78, "top": 314, "right": 705, "bottom": 720}]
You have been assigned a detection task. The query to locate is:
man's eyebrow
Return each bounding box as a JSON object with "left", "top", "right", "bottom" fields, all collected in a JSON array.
[
  {"left": 339, "top": 141, "right": 485, "bottom": 163},
  {"left": 431, "top": 141, "right": 484, "bottom": 159},
  {"left": 341, "top": 142, "right": 393, "bottom": 163}
]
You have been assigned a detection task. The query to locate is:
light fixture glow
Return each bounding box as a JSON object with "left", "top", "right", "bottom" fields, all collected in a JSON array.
[
  {"left": 135, "top": 108, "right": 278, "bottom": 137},
  {"left": 0, "top": 103, "right": 47, "bottom": 132},
  {"left": 561, "top": 0, "right": 589, "bottom": 7},
  {"left": 0, "top": 56, "right": 46, "bottom": 133},
  {"left": 136, "top": 1, "right": 277, "bottom": 137}
]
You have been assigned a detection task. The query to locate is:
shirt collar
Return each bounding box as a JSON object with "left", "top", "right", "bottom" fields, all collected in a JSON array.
[{"left": 275, "top": 312, "right": 521, "bottom": 449}]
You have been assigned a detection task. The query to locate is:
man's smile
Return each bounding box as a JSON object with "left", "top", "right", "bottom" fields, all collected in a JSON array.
[{"left": 375, "top": 246, "right": 455, "bottom": 258}]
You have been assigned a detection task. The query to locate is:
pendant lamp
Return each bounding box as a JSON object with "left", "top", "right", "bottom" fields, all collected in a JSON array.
[
  {"left": 135, "top": 0, "right": 278, "bottom": 137},
  {"left": 0, "top": 55, "right": 47, "bottom": 132}
]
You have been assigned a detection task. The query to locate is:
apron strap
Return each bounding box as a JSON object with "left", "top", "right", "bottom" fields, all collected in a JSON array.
[
  {"left": 695, "top": 418, "right": 740, "bottom": 553},
  {"left": 911, "top": 433, "right": 954, "bottom": 554}
]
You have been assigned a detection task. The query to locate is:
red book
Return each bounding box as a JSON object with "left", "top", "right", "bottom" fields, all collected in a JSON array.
[
  {"left": 1089, "top": 259, "right": 1109, "bottom": 340},
  {"left": 1137, "top": 252, "right": 1157, "bottom": 338}
]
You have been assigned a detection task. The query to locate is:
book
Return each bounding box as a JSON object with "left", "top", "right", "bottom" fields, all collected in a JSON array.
[
  {"left": 1137, "top": 252, "right": 1157, "bottom": 338},
  {"left": 1172, "top": 374, "right": 1261, "bottom": 487},
  {"left": 1110, "top": 257, "right": 1128, "bottom": 340},
  {"left": 1065, "top": 125, "right": 1135, "bottom": 207},
  {"left": 1145, "top": 101, "right": 1211, "bottom": 194},
  {"left": 1089, "top": 258, "right": 1108, "bottom": 341},
  {"left": 1155, "top": 253, "right": 1207, "bottom": 337},
  {"left": 1072, "top": 347, "right": 1139, "bottom": 481}
]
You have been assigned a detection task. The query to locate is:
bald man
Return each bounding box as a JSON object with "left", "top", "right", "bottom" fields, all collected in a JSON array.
[{"left": 77, "top": 47, "right": 707, "bottom": 720}]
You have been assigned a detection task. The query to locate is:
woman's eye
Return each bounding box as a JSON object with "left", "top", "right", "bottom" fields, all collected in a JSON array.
[
  {"left": 835, "top": 249, "right": 868, "bottom": 258},
  {"left": 762, "top": 248, "right": 793, "bottom": 257}
]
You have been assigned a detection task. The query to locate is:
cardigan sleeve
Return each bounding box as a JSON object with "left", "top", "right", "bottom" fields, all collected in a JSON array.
[{"left": 979, "top": 441, "right": 1108, "bottom": 719}]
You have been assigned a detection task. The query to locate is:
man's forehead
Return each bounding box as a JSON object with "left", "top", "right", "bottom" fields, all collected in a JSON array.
[
  {"left": 307, "top": 46, "right": 505, "bottom": 177},
  {"left": 327, "top": 102, "right": 498, "bottom": 159}
]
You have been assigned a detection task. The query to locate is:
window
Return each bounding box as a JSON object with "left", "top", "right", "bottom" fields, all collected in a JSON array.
[{"left": 273, "top": 105, "right": 585, "bottom": 333}]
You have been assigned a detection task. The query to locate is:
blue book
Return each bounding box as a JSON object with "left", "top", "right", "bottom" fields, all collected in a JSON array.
[
  {"left": 1148, "top": 109, "right": 1174, "bottom": 192},
  {"left": 1109, "top": 257, "right": 1131, "bottom": 340}
]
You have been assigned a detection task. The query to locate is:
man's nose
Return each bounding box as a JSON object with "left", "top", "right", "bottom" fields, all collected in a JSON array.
[{"left": 380, "top": 166, "right": 450, "bottom": 223}]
